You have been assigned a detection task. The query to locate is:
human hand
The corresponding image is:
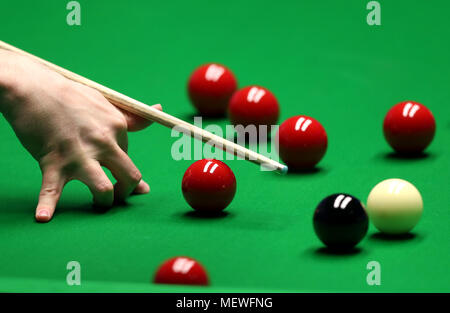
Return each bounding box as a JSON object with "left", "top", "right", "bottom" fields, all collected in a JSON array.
[{"left": 0, "top": 50, "right": 161, "bottom": 222}]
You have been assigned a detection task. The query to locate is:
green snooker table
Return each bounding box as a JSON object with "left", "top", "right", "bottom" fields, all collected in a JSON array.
[{"left": 0, "top": 0, "right": 449, "bottom": 293}]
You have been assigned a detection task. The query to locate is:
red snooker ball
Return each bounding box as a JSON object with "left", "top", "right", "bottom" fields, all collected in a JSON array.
[
  {"left": 154, "top": 256, "right": 209, "bottom": 286},
  {"left": 187, "top": 63, "right": 238, "bottom": 117},
  {"left": 276, "top": 115, "right": 328, "bottom": 170},
  {"left": 182, "top": 159, "right": 236, "bottom": 212},
  {"left": 383, "top": 101, "right": 436, "bottom": 154},
  {"left": 228, "top": 86, "right": 279, "bottom": 134}
]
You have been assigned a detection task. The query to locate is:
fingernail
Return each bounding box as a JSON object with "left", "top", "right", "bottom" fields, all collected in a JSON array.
[
  {"left": 141, "top": 182, "right": 150, "bottom": 194},
  {"left": 37, "top": 210, "right": 50, "bottom": 219}
]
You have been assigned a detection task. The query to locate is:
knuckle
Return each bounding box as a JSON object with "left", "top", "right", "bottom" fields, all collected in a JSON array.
[
  {"left": 39, "top": 153, "right": 58, "bottom": 170},
  {"left": 112, "top": 115, "right": 127, "bottom": 131},
  {"left": 90, "top": 129, "right": 114, "bottom": 147},
  {"left": 40, "top": 187, "right": 60, "bottom": 197},
  {"left": 129, "top": 170, "right": 142, "bottom": 184},
  {"left": 94, "top": 181, "right": 114, "bottom": 194}
]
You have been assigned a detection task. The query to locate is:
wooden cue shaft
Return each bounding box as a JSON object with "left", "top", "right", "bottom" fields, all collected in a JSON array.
[{"left": 0, "top": 40, "right": 288, "bottom": 174}]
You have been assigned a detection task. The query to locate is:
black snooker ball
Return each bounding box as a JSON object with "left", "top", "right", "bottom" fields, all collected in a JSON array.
[{"left": 313, "top": 193, "right": 368, "bottom": 250}]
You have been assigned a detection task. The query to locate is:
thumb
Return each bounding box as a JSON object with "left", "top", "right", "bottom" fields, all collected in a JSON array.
[
  {"left": 35, "top": 168, "right": 65, "bottom": 223},
  {"left": 122, "top": 104, "right": 163, "bottom": 132}
]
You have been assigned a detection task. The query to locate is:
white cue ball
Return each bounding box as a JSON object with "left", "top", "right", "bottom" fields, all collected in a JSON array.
[{"left": 366, "top": 178, "right": 423, "bottom": 234}]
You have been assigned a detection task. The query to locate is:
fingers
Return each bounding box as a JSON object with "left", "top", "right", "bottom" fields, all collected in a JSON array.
[
  {"left": 152, "top": 104, "right": 162, "bottom": 112},
  {"left": 133, "top": 180, "right": 150, "bottom": 195},
  {"left": 102, "top": 147, "right": 143, "bottom": 202},
  {"left": 80, "top": 156, "right": 147, "bottom": 205},
  {"left": 37, "top": 148, "right": 145, "bottom": 219},
  {"left": 76, "top": 161, "right": 114, "bottom": 208},
  {"left": 36, "top": 168, "right": 65, "bottom": 223},
  {"left": 121, "top": 104, "right": 162, "bottom": 132}
]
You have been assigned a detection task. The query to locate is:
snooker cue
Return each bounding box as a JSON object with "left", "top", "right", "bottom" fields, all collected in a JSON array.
[{"left": 0, "top": 40, "right": 288, "bottom": 174}]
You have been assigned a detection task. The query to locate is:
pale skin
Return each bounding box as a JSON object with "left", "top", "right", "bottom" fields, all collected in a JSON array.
[{"left": 0, "top": 50, "right": 161, "bottom": 222}]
